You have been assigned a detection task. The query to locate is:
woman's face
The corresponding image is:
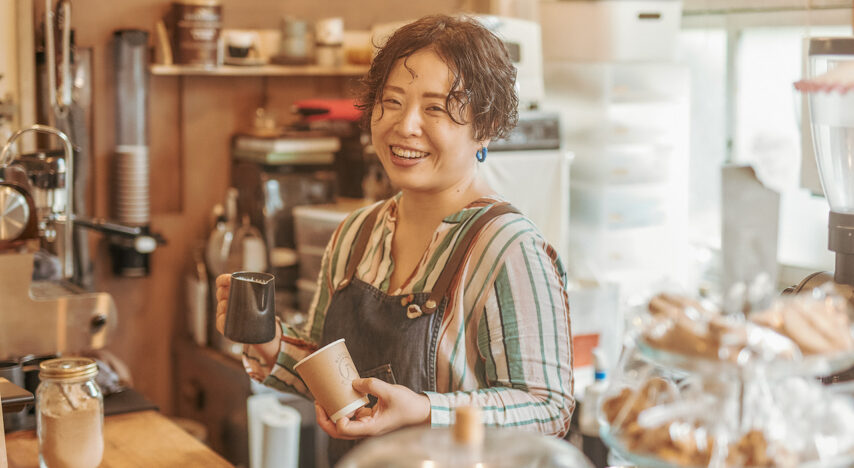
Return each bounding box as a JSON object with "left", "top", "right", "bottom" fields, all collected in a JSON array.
[{"left": 370, "top": 48, "right": 482, "bottom": 195}]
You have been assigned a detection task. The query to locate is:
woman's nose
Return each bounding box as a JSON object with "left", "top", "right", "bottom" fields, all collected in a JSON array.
[{"left": 394, "top": 105, "right": 422, "bottom": 136}]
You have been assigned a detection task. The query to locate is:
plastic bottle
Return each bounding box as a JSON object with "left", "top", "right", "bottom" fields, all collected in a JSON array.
[{"left": 578, "top": 348, "right": 608, "bottom": 437}]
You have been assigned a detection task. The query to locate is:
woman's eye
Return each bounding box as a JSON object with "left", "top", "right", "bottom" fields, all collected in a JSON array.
[
  {"left": 427, "top": 105, "right": 446, "bottom": 113},
  {"left": 383, "top": 98, "right": 401, "bottom": 107}
]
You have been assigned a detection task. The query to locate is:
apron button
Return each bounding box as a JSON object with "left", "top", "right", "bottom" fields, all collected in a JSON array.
[
  {"left": 424, "top": 299, "right": 437, "bottom": 314},
  {"left": 339, "top": 278, "right": 350, "bottom": 289},
  {"left": 406, "top": 304, "right": 423, "bottom": 319}
]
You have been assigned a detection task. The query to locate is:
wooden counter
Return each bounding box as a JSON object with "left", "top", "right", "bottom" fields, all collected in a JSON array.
[{"left": 4, "top": 410, "right": 233, "bottom": 467}]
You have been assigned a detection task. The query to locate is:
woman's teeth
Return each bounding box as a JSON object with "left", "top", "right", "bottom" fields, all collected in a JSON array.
[{"left": 391, "top": 146, "right": 428, "bottom": 159}]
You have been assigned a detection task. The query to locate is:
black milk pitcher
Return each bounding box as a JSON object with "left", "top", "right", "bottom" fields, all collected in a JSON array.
[{"left": 224, "top": 271, "right": 276, "bottom": 344}]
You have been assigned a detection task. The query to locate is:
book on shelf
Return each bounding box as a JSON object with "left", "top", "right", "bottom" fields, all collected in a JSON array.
[{"left": 233, "top": 132, "right": 341, "bottom": 154}]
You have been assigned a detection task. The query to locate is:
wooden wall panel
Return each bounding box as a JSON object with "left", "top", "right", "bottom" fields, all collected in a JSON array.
[
  {"left": 149, "top": 74, "right": 182, "bottom": 213},
  {"left": 33, "top": 0, "right": 462, "bottom": 414}
]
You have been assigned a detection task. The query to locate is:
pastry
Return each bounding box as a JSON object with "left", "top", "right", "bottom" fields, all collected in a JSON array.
[{"left": 750, "top": 296, "right": 854, "bottom": 355}]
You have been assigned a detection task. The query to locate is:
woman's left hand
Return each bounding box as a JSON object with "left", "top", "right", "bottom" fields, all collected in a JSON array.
[{"left": 315, "top": 378, "right": 431, "bottom": 440}]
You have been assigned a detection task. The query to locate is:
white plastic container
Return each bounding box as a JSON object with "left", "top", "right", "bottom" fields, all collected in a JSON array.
[
  {"left": 293, "top": 209, "right": 342, "bottom": 251},
  {"left": 570, "top": 181, "right": 671, "bottom": 229},
  {"left": 293, "top": 205, "right": 349, "bottom": 250},
  {"left": 293, "top": 200, "right": 369, "bottom": 251},
  {"left": 540, "top": 0, "right": 682, "bottom": 62},
  {"left": 569, "top": 223, "right": 673, "bottom": 273},
  {"left": 571, "top": 142, "right": 671, "bottom": 185}
]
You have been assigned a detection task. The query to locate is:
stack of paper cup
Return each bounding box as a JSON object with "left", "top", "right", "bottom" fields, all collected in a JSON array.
[{"left": 112, "top": 144, "right": 149, "bottom": 226}]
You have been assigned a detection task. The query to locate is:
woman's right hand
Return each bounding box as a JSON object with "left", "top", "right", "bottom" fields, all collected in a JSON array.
[{"left": 214, "top": 273, "right": 232, "bottom": 335}]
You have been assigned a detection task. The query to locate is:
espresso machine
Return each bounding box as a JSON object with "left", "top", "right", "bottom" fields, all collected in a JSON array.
[
  {"left": 791, "top": 36, "right": 854, "bottom": 382},
  {"left": 0, "top": 125, "right": 121, "bottom": 360},
  {"left": 0, "top": 124, "right": 160, "bottom": 387}
]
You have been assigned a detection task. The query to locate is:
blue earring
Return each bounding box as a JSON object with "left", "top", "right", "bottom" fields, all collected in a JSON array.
[{"left": 476, "top": 146, "right": 487, "bottom": 162}]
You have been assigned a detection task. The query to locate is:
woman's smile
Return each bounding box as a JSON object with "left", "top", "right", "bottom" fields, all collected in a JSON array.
[{"left": 389, "top": 145, "right": 430, "bottom": 167}]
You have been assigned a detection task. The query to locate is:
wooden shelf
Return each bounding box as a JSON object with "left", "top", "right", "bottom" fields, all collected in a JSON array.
[{"left": 150, "top": 63, "right": 369, "bottom": 77}]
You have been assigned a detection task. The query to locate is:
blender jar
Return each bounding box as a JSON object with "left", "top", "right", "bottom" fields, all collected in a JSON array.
[{"left": 806, "top": 37, "right": 854, "bottom": 213}]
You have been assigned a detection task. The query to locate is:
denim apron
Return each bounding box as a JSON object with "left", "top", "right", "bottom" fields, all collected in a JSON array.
[{"left": 319, "top": 201, "right": 519, "bottom": 465}]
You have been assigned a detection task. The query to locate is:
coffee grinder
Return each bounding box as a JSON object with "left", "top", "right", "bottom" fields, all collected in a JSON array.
[
  {"left": 791, "top": 37, "right": 854, "bottom": 382},
  {"left": 791, "top": 38, "right": 854, "bottom": 293}
]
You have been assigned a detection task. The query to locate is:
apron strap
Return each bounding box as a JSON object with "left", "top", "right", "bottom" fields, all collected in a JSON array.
[
  {"left": 422, "top": 202, "right": 520, "bottom": 314},
  {"left": 340, "top": 203, "right": 385, "bottom": 288}
]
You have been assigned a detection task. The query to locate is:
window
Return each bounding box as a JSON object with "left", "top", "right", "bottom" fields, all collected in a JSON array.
[{"left": 679, "top": 5, "right": 849, "bottom": 274}]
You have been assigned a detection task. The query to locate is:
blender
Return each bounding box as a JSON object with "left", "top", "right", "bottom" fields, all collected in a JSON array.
[
  {"left": 792, "top": 36, "right": 854, "bottom": 382},
  {"left": 792, "top": 37, "right": 854, "bottom": 292}
]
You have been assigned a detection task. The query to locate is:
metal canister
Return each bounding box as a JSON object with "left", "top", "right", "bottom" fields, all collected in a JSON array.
[{"left": 171, "top": 0, "right": 222, "bottom": 67}]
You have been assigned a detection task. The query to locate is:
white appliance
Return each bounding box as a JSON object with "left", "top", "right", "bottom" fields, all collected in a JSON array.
[
  {"left": 474, "top": 15, "right": 544, "bottom": 109},
  {"left": 539, "top": 0, "right": 682, "bottom": 63},
  {"left": 479, "top": 148, "right": 572, "bottom": 261}
]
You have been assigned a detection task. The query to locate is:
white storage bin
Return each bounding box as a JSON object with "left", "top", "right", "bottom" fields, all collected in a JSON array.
[
  {"left": 544, "top": 62, "right": 688, "bottom": 103},
  {"left": 569, "top": 223, "right": 673, "bottom": 273},
  {"left": 605, "top": 101, "right": 685, "bottom": 139},
  {"left": 568, "top": 120, "right": 675, "bottom": 149},
  {"left": 571, "top": 142, "right": 671, "bottom": 184},
  {"left": 293, "top": 199, "right": 369, "bottom": 251},
  {"left": 609, "top": 63, "right": 689, "bottom": 103},
  {"left": 540, "top": 0, "right": 682, "bottom": 62},
  {"left": 570, "top": 182, "right": 670, "bottom": 229}
]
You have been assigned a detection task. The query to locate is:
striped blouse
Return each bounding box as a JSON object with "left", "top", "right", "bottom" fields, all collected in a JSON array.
[{"left": 244, "top": 194, "right": 575, "bottom": 436}]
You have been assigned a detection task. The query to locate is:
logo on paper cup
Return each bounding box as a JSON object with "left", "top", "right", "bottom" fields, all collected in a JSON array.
[{"left": 335, "top": 351, "right": 356, "bottom": 383}]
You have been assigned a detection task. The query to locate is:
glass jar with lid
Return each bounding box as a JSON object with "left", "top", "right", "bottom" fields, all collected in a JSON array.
[{"left": 36, "top": 357, "right": 104, "bottom": 468}]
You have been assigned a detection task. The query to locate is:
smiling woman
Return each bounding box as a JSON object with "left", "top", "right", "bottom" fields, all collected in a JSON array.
[{"left": 215, "top": 14, "right": 574, "bottom": 467}]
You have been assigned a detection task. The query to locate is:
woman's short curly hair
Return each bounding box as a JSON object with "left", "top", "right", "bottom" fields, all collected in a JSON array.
[{"left": 356, "top": 14, "right": 519, "bottom": 142}]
